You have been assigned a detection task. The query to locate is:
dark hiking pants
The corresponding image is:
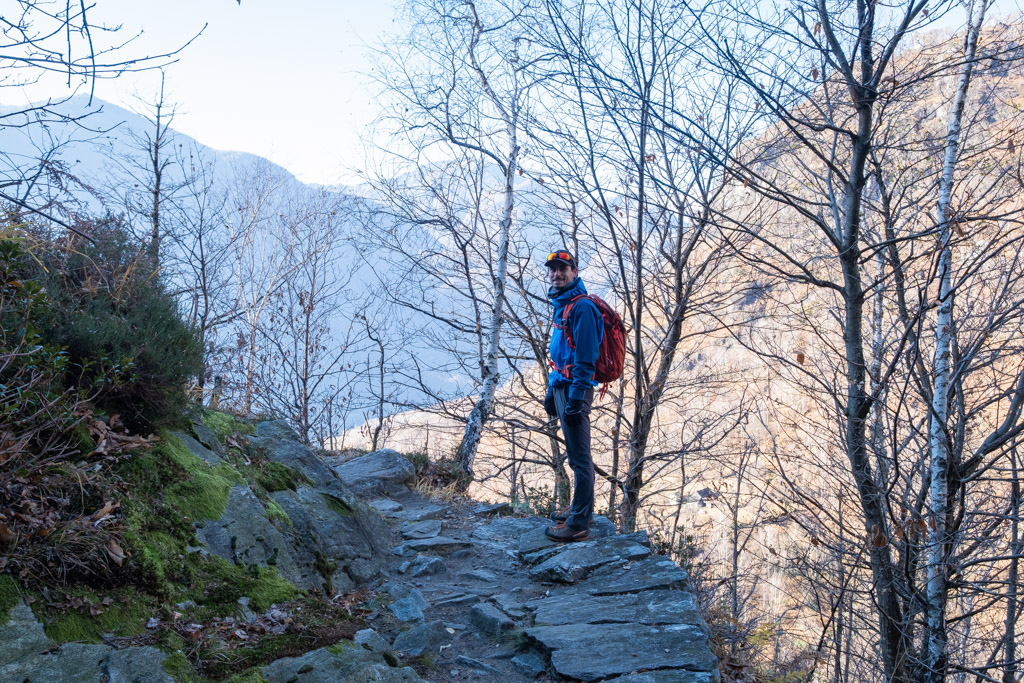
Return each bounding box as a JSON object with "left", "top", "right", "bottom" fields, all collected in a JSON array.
[{"left": 553, "top": 384, "right": 595, "bottom": 531}]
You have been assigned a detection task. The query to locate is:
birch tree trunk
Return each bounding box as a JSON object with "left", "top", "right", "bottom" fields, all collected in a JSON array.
[
  {"left": 1005, "top": 447, "right": 1020, "bottom": 683},
  {"left": 454, "top": 147, "right": 515, "bottom": 481},
  {"left": 454, "top": 0, "right": 520, "bottom": 484},
  {"left": 925, "top": 3, "right": 988, "bottom": 679}
]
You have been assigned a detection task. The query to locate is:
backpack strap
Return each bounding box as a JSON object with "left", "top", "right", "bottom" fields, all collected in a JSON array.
[
  {"left": 554, "top": 295, "right": 588, "bottom": 350},
  {"left": 551, "top": 294, "right": 597, "bottom": 382},
  {"left": 549, "top": 359, "right": 608, "bottom": 399},
  {"left": 549, "top": 359, "right": 574, "bottom": 380}
]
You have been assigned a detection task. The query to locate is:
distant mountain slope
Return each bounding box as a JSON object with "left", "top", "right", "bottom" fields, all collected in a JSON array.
[{"left": 0, "top": 95, "right": 311, "bottom": 215}]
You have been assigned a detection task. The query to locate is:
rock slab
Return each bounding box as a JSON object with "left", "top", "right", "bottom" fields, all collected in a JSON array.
[
  {"left": 0, "top": 602, "right": 51, "bottom": 667},
  {"left": 197, "top": 485, "right": 313, "bottom": 588},
  {"left": 529, "top": 589, "right": 701, "bottom": 626},
  {"left": 170, "top": 430, "right": 223, "bottom": 465},
  {"left": 512, "top": 652, "right": 547, "bottom": 677},
  {"left": 516, "top": 518, "right": 716, "bottom": 682},
  {"left": 527, "top": 623, "right": 717, "bottom": 681},
  {"left": 470, "top": 602, "right": 515, "bottom": 636},
  {"left": 408, "top": 555, "right": 446, "bottom": 577},
  {"left": 272, "top": 486, "right": 390, "bottom": 587},
  {"left": 528, "top": 537, "right": 651, "bottom": 583},
  {"left": 332, "top": 449, "right": 415, "bottom": 497},
  {"left": 392, "top": 620, "right": 450, "bottom": 656},
  {"left": 401, "top": 519, "right": 442, "bottom": 540},
  {"left": 262, "top": 644, "right": 423, "bottom": 682},
  {"left": 393, "top": 536, "right": 472, "bottom": 557}
]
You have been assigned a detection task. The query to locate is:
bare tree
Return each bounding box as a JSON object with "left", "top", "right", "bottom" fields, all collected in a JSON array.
[
  {"left": 0, "top": 2, "right": 196, "bottom": 235},
  {"left": 249, "top": 189, "right": 363, "bottom": 446},
  {"left": 367, "top": 0, "right": 541, "bottom": 484},
  {"left": 924, "top": 2, "right": 994, "bottom": 677},
  {"left": 221, "top": 160, "right": 300, "bottom": 414},
  {"left": 161, "top": 143, "right": 238, "bottom": 393},
  {"left": 692, "top": 0, "right": 1024, "bottom": 677},
  {"left": 106, "top": 71, "right": 191, "bottom": 266}
]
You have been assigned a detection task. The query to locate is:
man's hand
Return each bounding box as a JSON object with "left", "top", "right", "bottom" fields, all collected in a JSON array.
[
  {"left": 544, "top": 391, "right": 558, "bottom": 417},
  {"left": 563, "top": 398, "right": 585, "bottom": 427}
]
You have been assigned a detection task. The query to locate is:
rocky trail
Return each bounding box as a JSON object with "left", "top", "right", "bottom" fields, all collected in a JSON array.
[
  {"left": 364, "top": 492, "right": 719, "bottom": 682},
  {"left": 0, "top": 420, "right": 718, "bottom": 682},
  {"left": 337, "top": 448, "right": 719, "bottom": 682}
]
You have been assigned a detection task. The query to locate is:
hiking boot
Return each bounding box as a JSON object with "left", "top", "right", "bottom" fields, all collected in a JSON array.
[
  {"left": 549, "top": 506, "right": 571, "bottom": 523},
  {"left": 545, "top": 523, "right": 589, "bottom": 543}
]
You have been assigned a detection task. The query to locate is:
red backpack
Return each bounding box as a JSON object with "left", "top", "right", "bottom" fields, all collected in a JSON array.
[{"left": 553, "top": 294, "right": 627, "bottom": 398}]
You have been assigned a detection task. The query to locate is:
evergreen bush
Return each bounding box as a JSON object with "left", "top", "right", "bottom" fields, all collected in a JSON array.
[
  {"left": 29, "top": 217, "right": 204, "bottom": 430},
  {"left": 0, "top": 216, "right": 202, "bottom": 584}
]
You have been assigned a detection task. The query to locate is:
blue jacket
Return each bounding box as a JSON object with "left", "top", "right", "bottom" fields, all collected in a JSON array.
[{"left": 548, "top": 277, "right": 603, "bottom": 401}]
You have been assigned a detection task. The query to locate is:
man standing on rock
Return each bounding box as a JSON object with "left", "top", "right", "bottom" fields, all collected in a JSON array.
[{"left": 543, "top": 250, "right": 602, "bottom": 542}]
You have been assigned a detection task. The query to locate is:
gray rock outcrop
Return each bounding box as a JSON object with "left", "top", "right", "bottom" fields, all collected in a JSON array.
[
  {"left": 331, "top": 448, "right": 416, "bottom": 496},
  {"left": 390, "top": 588, "right": 429, "bottom": 622},
  {"left": 0, "top": 601, "right": 174, "bottom": 683},
  {"left": 407, "top": 554, "right": 446, "bottom": 577},
  {"left": 271, "top": 485, "right": 390, "bottom": 588},
  {"left": 401, "top": 519, "right": 442, "bottom": 539},
  {"left": 392, "top": 620, "right": 450, "bottom": 656},
  {"left": 0, "top": 602, "right": 50, "bottom": 667},
  {"left": 169, "top": 429, "right": 224, "bottom": 465},
  {"left": 393, "top": 536, "right": 472, "bottom": 557},
  {"left": 190, "top": 420, "right": 225, "bottom": 456},
  {"left": 197, "top": 485, "right": 316, "bottom": 588},
  {"left": 527, "top": 623, "right": 716, "bottom": 681},
  {"left": 191, "top": 419, "right": 392, "bottom": 591},
  {"left": 105, "top": 647, "right": 175, "bottom": 683},
  {"left": 527, "top": 535, "right": 651, "bottom": 583},
  {"left": 250, "top": 420, "right": 341, "bottom": 490},
  {"left": 262, "top": 644, "right": 424, "bottom": 682},
  {"left": 517, "top": 530, "right": 717, "bottom": 682},
  {"left": 470, "top": 602, "right": 515, "bottom": 635},
  {"left": 367, "top": 497, "right": 717, "bottom": 681}
]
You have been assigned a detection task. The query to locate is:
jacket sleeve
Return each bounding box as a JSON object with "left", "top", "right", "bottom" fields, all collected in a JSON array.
[{"left": 569, "top": 300, "right": 604, "bottom": 401}]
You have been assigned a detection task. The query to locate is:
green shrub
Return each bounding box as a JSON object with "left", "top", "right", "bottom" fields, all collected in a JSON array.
[
  {"left": 27, "top": 216, "right": 204, "bottom": 431},
  {"left": 403, "top": 451, "right": 430, "bottom": 474},
  {"left": 0, "top": 237, "right": 79, "bottom": 441},
  {"left": 0, "top": 235, "right": 120, "bottom": 584}
]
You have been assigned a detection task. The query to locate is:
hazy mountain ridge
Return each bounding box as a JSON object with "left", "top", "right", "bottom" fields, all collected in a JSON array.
[{"left": 0, "top": 94, "right": 308, "bottom": 210}]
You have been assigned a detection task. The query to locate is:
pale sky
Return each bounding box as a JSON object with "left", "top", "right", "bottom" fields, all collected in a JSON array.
[
  {"left": 6, "top": 0, "right": 1019, "bottom": 187},
  {"left": 7, "top": 0, "right": 399, "bottom": 186}
]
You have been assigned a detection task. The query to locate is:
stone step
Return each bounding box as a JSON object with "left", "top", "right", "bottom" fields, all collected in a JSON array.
[{"left": 526, "top": 622, "right": 717, "bottom": 682}]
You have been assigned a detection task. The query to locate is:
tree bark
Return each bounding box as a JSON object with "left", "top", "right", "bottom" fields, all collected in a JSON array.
[
  {"left": 453, "top": 0, "right": 521, "bottom": 485},
  {"left": 925, "top": 4, "right": 987, "bottom": 679}
]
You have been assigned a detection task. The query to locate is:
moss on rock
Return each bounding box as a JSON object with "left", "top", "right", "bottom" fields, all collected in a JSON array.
[
  {"left": 162, "top": 651, "right": 201, "bottom": 682},
  {"left": 39, "top": 587, "right": 155, "bottom": 643},
  {"left": 223, "top": 671, "right": 270, "bottom": 683},
  {"left": 203, "top": 411, "right": 254, "bottom": 440},
  {"left": 0, "top": 574, "right": 22, "bottom": 624},
  {"left": 320, "top": 493, "right": 354, "bottom": 517},
  {"left": 199, "top": 557, "right": 298, "bottom": 613},
  {"left": 160, "top": 432, "right": 244, "bottom": 522},
  {"left": 45, "top": 611, "right": 100, "bottom": 643},
  {"left": 113, "top": 432, "right": 302, "bottom": 624},
  {"left": 263, "top": 499, "right": 291, "bottom": 526},
  {"left": 256, "top": 461, "right": 310, "bottom": 493}
]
